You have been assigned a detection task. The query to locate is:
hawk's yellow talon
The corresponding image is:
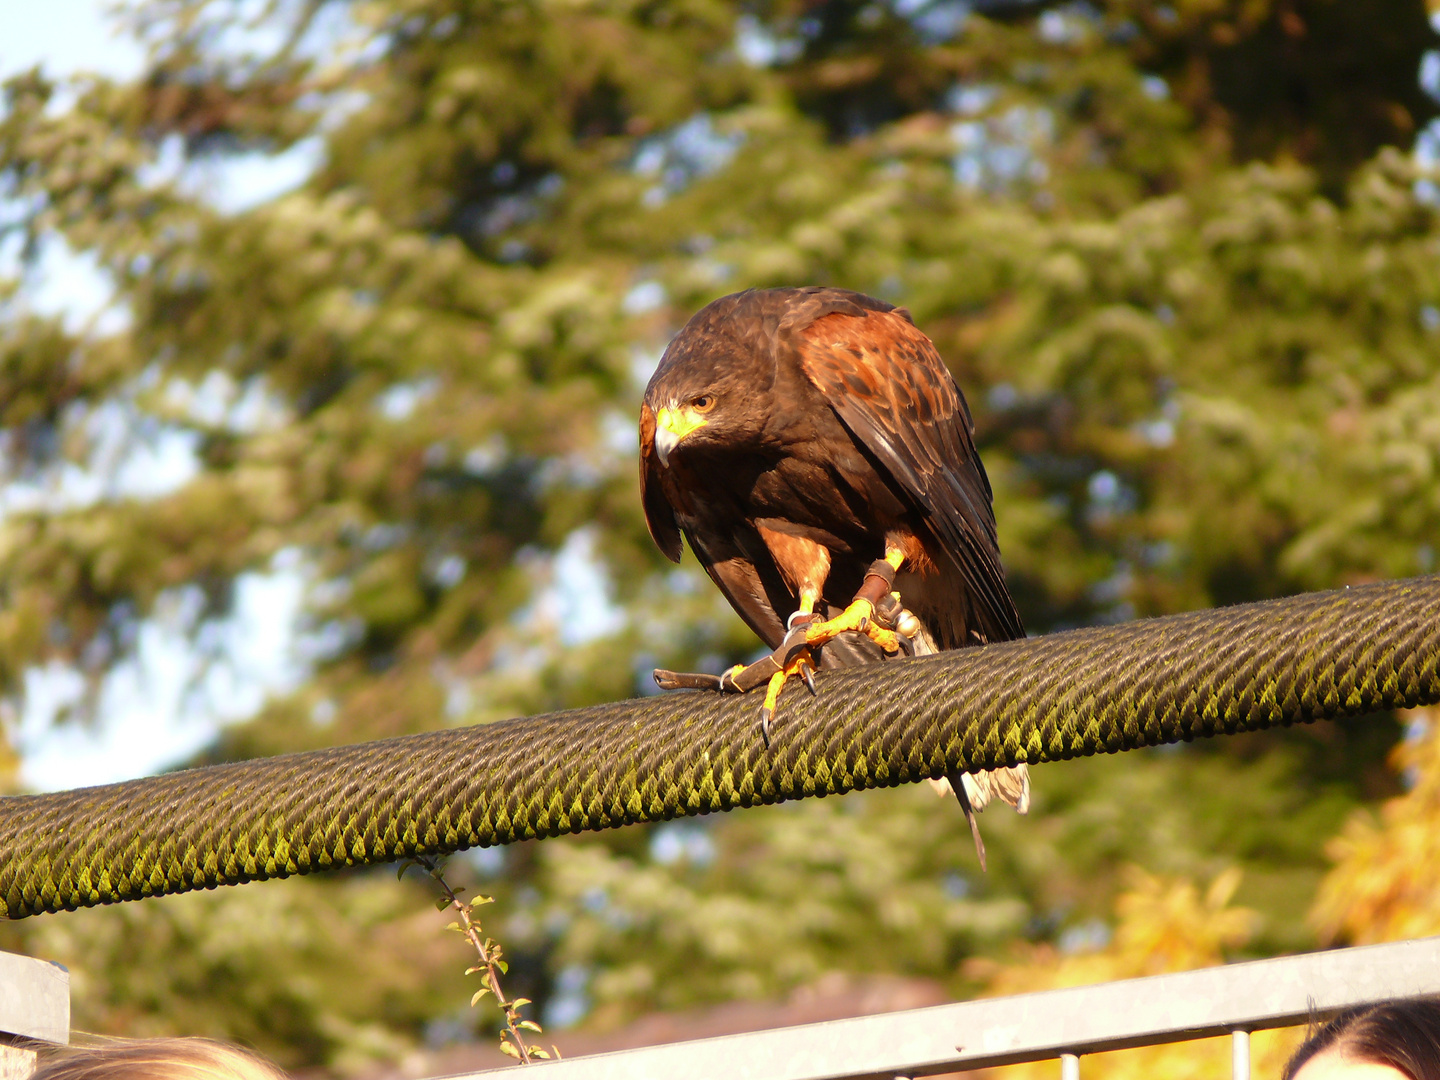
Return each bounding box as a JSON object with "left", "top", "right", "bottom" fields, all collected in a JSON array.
[
  {"left": 762, "top": 669, "right": 788, "bottom": 715},
  {"left": 804, "top": 598, "right": 871, "bottom": 643},
  {"left": 867, "top": 625, "right": 903, "bottom": 653},
  {"left": 757, "top": 650, "right": 817, "bottom": 745},
  {"left": 757, "top": 576, "right": 906, "bottom": 747},
  {"left": 803, "top": 597, "right": 904, "bottom": 655}
]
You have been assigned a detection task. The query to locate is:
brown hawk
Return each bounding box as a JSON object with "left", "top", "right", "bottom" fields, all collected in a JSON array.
[{"left": 639, "top": 286, "right": 1029, "bottom": 867}]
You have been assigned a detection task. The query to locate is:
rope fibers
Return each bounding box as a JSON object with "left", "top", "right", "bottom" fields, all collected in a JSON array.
[{"left": 2, "top": 575, "right": 1437, "bottom": 919}]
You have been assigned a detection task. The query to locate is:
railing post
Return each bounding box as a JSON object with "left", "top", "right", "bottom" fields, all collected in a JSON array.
[
  {"left": 1060, "top": 1052, "right": 1080, "bottom": 1080},
  {"left": 0, "top": 950, "right": 70, "bottom": 1080},
  {"left": 1232, "top": 1029, "right": 1250, "bottom": 1080}
]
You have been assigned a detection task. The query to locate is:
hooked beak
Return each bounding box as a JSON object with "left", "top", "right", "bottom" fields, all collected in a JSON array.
[
  {"left": 654, "top": 405, "right": 706, "bottom": 467},
  {"left": 654, "top": 425, "right": 679, "bottom": 467}
]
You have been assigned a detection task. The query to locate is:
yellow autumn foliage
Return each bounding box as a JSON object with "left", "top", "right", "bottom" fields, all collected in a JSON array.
[
  {"left": 973, "top": 868, "right": 1303, "bottom": 1079},
  {"left": 1313, "top": 707, "right": 1440, "bottom": 945},
  {"left": 972, "top": 707, "right": 1440, "bottom": 1079}
]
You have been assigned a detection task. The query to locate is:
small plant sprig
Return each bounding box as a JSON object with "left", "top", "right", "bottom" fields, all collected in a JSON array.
[{"left": 402, "top": 855, "right": 560, "bottom": 1064}]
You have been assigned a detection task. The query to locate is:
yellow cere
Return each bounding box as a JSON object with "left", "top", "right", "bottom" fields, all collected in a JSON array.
[{"left": 656, "top": 405, "right": 709, "bottom": 441}]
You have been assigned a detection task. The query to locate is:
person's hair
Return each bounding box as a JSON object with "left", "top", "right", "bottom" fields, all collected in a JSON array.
[
  {"left": 1284, "top": 997, "right": 1440, "bottom": 1080},
  {"left": 30, "top": 1037, "right": 287, "bottom": 1080}
]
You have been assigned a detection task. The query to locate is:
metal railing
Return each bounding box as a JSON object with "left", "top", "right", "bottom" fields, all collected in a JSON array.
[
  {"left": 6, "top": 938, "right": 1440, "bottom": 1079},
  {"left": 448, "top": 937, "right": 1440, "bottom": 1080},
  {"left": 0, "top": 950, "right": 68, "bottom": 1080}
]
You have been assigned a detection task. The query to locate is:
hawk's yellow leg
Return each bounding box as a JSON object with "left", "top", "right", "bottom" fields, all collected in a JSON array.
[
  {"left": 754, "top": 588, "right": 822, "bottom": 744},
  {"left": 802, "top": 547, "right": 907, "bottom": 654},
  {"left": 757, "top": 548, "right": 907, "bottom": 745}
]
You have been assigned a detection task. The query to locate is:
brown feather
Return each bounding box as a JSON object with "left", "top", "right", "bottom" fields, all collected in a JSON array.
[{"left": 638, "top": 402, "right": 682, "bottom": 563}]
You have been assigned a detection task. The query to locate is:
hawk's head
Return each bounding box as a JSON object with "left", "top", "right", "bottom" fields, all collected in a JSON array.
[{"left": 641, "top": 291, "right": 777, "bottom": 467}]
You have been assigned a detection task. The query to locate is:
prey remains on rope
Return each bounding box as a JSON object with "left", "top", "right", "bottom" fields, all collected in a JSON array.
[{"left": 638, "top": 286, "right": 1030, "bottom": 868}]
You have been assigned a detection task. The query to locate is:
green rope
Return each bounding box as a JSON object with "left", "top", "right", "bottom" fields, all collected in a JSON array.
[{"left": 3, "top": 576, "right": 1438, "bottom": 919}]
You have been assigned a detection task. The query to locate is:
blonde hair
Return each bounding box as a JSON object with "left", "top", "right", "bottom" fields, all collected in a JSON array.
[{"left": 31, "top": 1038, "right": 287, "bottom": 1080}]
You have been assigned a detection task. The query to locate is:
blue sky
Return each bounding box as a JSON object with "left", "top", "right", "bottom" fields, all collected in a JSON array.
[
  {"left": 2, "top": 0, "right": 145, "bottom": 82},
  {"left": 2, "top": 0, "right": 145, "bottom": 327}
]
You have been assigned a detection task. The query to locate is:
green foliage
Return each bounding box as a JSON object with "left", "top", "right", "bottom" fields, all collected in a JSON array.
[
  {"left": 0, "top": 872, "right": 465, "bottom": 1073},
  {"left": 2, "top": 0, "right": 1438, "bottom": 1070}
]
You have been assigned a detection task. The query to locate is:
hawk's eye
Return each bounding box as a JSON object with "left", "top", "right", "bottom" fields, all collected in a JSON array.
[{"left": 692, "top": 395, "right": 716, "bottom": 413}]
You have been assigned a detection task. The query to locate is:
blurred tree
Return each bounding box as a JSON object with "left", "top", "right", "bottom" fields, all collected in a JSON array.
[{"left": 1, "top": 0, "right": 1438, "bottom": 1071}]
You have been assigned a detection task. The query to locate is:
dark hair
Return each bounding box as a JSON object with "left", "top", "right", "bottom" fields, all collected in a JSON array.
[{"left": 1284, "top": 998, "right": 1440, "bottom": 1080}]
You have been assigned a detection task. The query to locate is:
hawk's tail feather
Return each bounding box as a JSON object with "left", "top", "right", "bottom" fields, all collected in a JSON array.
[
  {"left": 926, "top": 764, "right": 1031, "bottom": 815},
  {"left": 927, "top": 762, "right": 1030, "bottom": 873},
  {"left": 948, "top": 773, "right": 988, "bottom": 873}
]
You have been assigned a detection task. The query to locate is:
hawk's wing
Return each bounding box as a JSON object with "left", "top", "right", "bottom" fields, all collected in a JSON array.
[
  {"left": 793, "top": 308, "right": 1025, "bottom": 643},
  {"left": 689, "top": 540, "right": 789, "bottom": 649}
]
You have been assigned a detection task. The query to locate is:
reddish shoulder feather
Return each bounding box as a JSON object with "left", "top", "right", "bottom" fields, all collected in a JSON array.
[{"left": 793, "top": 308, "right": 1024, "bottom": 642}]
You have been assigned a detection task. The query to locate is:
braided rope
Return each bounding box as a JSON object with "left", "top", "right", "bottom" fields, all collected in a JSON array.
[{"left": 3, "top": 576, "right": 1438, "bottom": 919}]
